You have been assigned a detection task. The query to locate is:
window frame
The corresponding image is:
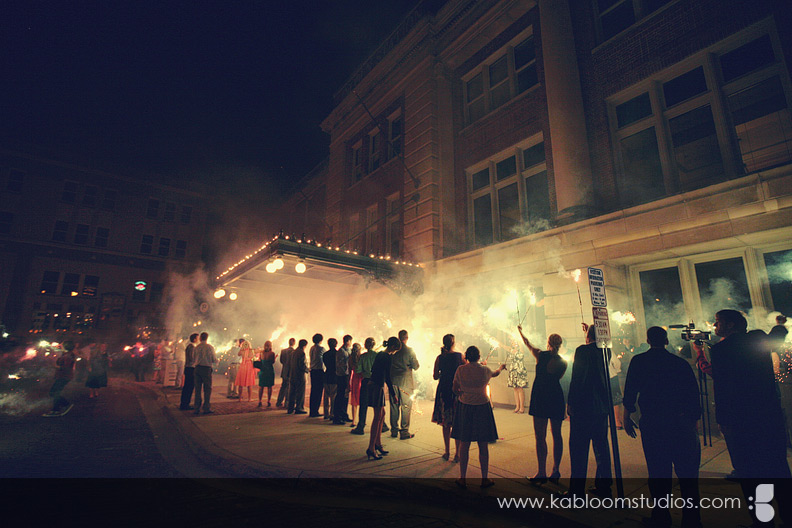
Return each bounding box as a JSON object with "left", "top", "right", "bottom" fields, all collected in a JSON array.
[
  {"left": 387, "top": 110, "right": 403, "bottom": 161},
  {"left": 462, "top": 28, "right": 538, "bottom": 126},
  {"left": 594, "top": 0, "right": 674, "bottom": 44},
  {"left": 606, "top": 22, "right": 792, "bottom": 207},
  {"left": 466, "top": 134, "right": 549, "bottom": 247}
]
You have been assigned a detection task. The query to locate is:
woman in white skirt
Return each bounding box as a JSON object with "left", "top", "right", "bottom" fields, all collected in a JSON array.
[{"left": 451, "top": 345, "right": 506, "bottom": 489}]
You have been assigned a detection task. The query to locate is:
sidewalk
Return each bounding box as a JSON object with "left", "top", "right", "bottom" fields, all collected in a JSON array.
[{"left": 142, "top": 374, "right": 788, "bottom": 527}]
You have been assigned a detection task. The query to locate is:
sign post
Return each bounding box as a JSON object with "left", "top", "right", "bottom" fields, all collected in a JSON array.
[{"left": 587, "top": 267, "right": 624, "bottom": 499}]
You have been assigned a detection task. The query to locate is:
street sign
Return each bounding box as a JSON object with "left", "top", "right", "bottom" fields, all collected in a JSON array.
[
  {"left": 592, "top": 307, "right": 611, "bottom": 348},
  {"left": 588, "top": 267, "right": 607, "bottom": 307}
]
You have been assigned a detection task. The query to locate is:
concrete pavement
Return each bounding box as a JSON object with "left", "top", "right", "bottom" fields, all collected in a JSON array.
[{"left": 128, "top": 373, "right": 792, "bottom": 528}]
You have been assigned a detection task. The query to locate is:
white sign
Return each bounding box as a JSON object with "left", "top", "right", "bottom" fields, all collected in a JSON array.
[
  {"left": 592, "top": 307, "right": 611, "bottom": 348},
  {"left": 588, "top": 267, "right": 607, "bottom": 307}
]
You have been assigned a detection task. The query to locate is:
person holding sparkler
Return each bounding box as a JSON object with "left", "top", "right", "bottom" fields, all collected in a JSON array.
[
  {"left": 390, "top": 329, "right": 420, "bottom": 439},
  {"left": 256, "top": 341, "right": 276, "bottom": 407},
  {"left": 451, "top": 346, "right": 506, "bottom": 489},
  {"left": 235, "top": 338, "right": 257, "bottom": 402},
  {"left": 43, "top": 340, "right": 77, "bottom": 417},
  {"left": 517, "top": 325, "right": 567, "bottom": 484},
  {"left": 366, "top": 337, "right": 400, "bottom": 460},
  {"left": 432, "top": 334, "right": 465, "bottom": 462}
]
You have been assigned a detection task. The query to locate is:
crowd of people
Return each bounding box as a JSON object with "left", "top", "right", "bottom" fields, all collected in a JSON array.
[{"left": 41, "top": 309, "right": 790, "bottom": 525}]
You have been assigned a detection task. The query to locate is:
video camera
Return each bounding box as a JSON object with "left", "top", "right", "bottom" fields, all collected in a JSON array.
[{"left": 669, "top": 322, "right": 711, "bottom": 345}]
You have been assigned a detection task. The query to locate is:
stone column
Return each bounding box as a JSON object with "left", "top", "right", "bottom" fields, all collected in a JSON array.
[{"left": 539, "top": 0, "right": 595, "bottom": 221}]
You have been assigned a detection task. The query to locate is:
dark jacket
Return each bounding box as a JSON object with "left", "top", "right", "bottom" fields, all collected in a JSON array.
[{"left": 567, "top": 342, "right": 611, "bottom": 415}]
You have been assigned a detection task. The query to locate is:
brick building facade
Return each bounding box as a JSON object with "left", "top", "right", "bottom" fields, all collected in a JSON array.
[{"left": 0, "top": 149, "right": 208, "bottom": 343}]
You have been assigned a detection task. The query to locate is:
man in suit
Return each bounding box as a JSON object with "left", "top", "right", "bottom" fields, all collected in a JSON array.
[
  {"left": 566, "top": 323, "right": 612, "bottom": 498},
  {"left": 276, "top": 338, "right": 295, "bottom": 407},
  {"left": 390, "top": 329, "right": 420, "bottom": 439}
]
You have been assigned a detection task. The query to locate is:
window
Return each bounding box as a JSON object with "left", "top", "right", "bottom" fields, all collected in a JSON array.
[
  {"left": 158, "top": 237, "right": 171, "bottom": 257},
  {"left": 596, "top": 0, "right": 671, "bottom": 42},
  {"left": 83, "top": 185, "right": 98, "bottom": 207},
  {"left": 61, "top": 181, "right": 78, "bottom": 203},
  {"left": 132, "top": 286, "right": 146, "bottom": 302},
  {"left": 464, "top": 32, "right": 538, "bottom": 124},
  {"left": 52, "top": 221, "right": 69, "bottom": 242},
  {"left": 0, "top": 212, "right": 12, "bottom": 234},
  {"left": 174, "top": 240, "right": 186, "bottom": 259},
  {"left": 639, "top": 267, "right": 685, "bottom": 329},
  {"left": 146, "top": 199, "right": 159, "bottom": 219},
  {"left": 368, "top": 129, "right": 381, "bottom": 173},
  {"left": 61, "top": 273, "right": 80, "bottom": 297},
  {"left": 387, "top": 112, "right": 403, "bottom": 160},
  {"left": 40, "top": 271, "right": 60, "bottom": 295},
  {"left": 695, "top": 258, "right": 752, "bottom": 315},
  {"left": 385, "top": 194, "right": 401, "bottom": 258},
  {"left": 74, "top": 224, "right": 90, "bottom": 245},
  {"left": 608, "top": 30, "right": 792, "bottom": 208},
  {"left": 140, "top": 235, "right": 154, "bottom": 254},
  {"left": 150, "top": 282, "right": 164, "bottom": 304},
  {"left": 164, "top": 202, "right": 176, "bottom": 222},
  {"left": 180, "top": 206, "right": 192, "bottom": 224},
  {"left": 102, "top": 189, "right": 117, "bottom": 210},
  {"left": 7, "top": 169, "right": 24, "bottom": 192},
  {"left": 764, "top": 249, "right": 792, "bottom": 316},
  {"left": 351, "top": 142, "right": 364, "bottom": 183},
  {"left": 95, "top": 227, "right": 109, "bottom": 248},
  {"left": 365, "top": 205, "right": 378, "bottom": 254},
  {"left": 468, "top": 136, "right": 550, "bottom": 247},
  {"left": 82, "top": 275, "right": 99, "bottom": 297}
]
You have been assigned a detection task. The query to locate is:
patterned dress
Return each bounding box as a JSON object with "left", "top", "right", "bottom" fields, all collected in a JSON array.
[{"left": 507, "top": 350, "right": 529, "bottom": 388}]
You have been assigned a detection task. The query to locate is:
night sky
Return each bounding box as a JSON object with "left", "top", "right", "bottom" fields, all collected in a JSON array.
[{"left": 2, "top": 0, "right": 420, "bottom": 197}]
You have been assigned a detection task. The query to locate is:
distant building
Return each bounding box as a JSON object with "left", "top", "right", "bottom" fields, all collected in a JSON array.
[
  {"left": 0, "top": 149, "right": 208, "bottom": 342},
  {"left": 281, "top": 0, "right": 792, "bottom": 338}
]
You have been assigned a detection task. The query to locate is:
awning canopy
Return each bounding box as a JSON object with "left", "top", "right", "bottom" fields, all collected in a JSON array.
[{"left": 215, "top": 235, "right": 423, "bottom": 294}]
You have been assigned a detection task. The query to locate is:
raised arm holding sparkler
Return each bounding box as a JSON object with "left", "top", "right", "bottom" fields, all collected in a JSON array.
[{"left": 518, "top": 325, "right": 542, "bottom": 359}]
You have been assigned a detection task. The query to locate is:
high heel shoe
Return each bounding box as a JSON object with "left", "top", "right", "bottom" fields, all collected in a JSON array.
[
  {"left": 366, "top": 449, "right": 382, "bottom": 460},
  {"left": 549, "top": 472, "right": 560, "bottom": 485},
  {"left": 375, "top": 445, "right": 389, "bottom": 455},
  {"left": 528, "top": 474, "right": 548, "bottom": 484}
]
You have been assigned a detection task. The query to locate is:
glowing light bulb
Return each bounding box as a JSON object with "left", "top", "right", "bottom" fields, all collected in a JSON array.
[
  {"left": 229, "top": 292, "right": 238, "bottom": 301},
  {"left": 266, "top": 262, "right": 277, "bottom": 273},
  {"left": 214, "top": 289, "right": 226, "bottom": 299},
  {"left": 274, "top": 257, "right": 284, "bottom": 270},
  {"left": 295, "top": 262, "right": 306, "bottom": 274}
]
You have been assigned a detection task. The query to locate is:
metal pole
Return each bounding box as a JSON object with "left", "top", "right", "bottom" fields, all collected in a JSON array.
[{"left": 603, "top": 346, "right": 624, "bottom": 499}]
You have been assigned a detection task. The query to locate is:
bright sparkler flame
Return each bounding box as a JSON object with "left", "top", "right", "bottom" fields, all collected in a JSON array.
[
  {"left": 39, "top": 340, "right": 50, "bottom": 347},
  {"left": 22, "top": 348, "right": 37, "bottom": 361},
  {"left": 528, "top": 291, "right": 537, "bottom": 305},
  {"left": 8, "top": 374, "right": 20, "bottom": 380},
  {"left": 611, "top": 311, "right": 637, "bottom": 325},
  {"left": 270, "top": 325, "right": 286, "bottom": 343},
  {"left": 572, "top": 269, "right": 582, "bottom": 283},
  {"left": 124, "top": 346, "right": 132, "bottom": 351}
]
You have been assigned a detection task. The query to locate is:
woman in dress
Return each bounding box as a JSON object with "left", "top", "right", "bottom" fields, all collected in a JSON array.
[
  {"left": 432, "top": 334, "right": 465, "bottom": 462},
  {"left": 235, "top": 338, "right": 257, "bottom": 402},
  {"left": 507, "top": 344, "right": 529, "bottom": 413},
  {"left": 518, "top": 325, "right": 568, "bottom": 484},
  {"left": 85, "top": 343, "right": 109, "bottom": 398},
  {"left": 451, "top": 346, "right": 506, "bottom": 489},
  {"left": 366, "top": 336, "right": 399, "bottom": 460},
  {"left": 348, "top": 342, "right": 363, "bottom": 427},
  {"left": 257, "top": 340, "right": 276, "bottom": 407}
]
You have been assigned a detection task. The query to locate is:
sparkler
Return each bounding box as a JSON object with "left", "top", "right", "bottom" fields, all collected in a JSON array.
[{"left": 573, "top": 269, "right": 584, "bottom": 325}]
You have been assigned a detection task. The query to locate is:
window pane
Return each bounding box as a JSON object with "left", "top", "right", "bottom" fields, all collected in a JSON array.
[
  {"left": 158, "top": 238, "right": 171, "bottom": 257},
  {"left": 53, "top": 221, "right": 68, "bottom": 242},
  {"left": 61, "top": 182, "right": 77, "bottom": 203},
  {"left": 472, "top": 168, "right": 490, "bottom": 191},
  {"left": 496, "top": 156, "right": 516, "bottom": 181},
  {"left": 473, "top": 195, "right": 493, "bottom": 246},
  {"left": 83, "top": 275, "right": 99, "bottom": 297},
  {"left": 720, "top": 35, "right": 775, "bottom": 83},
  {"left": 466, "top": 73, "right": 483, "bottom": 103},
  {"left": 83, "top": 185, "right": 98, "bottom": 207},
  {"left": 468, "top": 98, "right": 487, "bottom": 122},
  {"left": 514, "top": 36, "right": 535, "bottom": 70},
  {"left": 618, "top": 127, "right": 666, "bottom": 206},
  {"left": 498, "top": 183, "right": 520, "bottom": 241},
  {"left": 180, "top": 206, "right": 192, "bottom": 224},
  {"left": 764, "top": 249, "right": 792, "bottom": 317},
  {"left": 728, "top": 76, "right": 792, "bottom": 174},
  {"left": 669, "top": 105, "right": 724, "bottom": 190},
  {"left": 600, "top": 1, "right": 635, "bottom": 41},
  {"left": 616, "top": 92, "right": 652, "bottom": 128},
  {"left": 95, "top": 227, "right": 109, "bottom": 248},
  {"left": 490, "top": 82, "right": 511, "bottom": 109},
  {"left": 40, "top": 271, "right": 60, "bottom": 295},
  {"left": 696, "top": 257, "right": 751, "bottom": 316},
  {"left": 522, "top": 142, "right": 546, "bottom": 169},
  {"left": 516, "top": 64, "right": 538, "bottom": 94},
  {"left": 140, "top": 235, "right": 153, "bottom": 254},
  {"left": 489, "top": 57, "right": 508, "bottom": 87},
  {"left": 74, "top": 224, "right": 89, "bottom": 245},
  {"left": 525, "top": 170, "right": 551, "bottom": 228},
  {"left": 164, "top": 202, "right": 176, "bottom": 222},
  {"left": 640, "top": 267, "right": 685, "bottom": 329},
  {"left": 61, "top": 273, "right": 80, "bottom": 297},
  {"left": 663, "top": 67, "right": 708, "bottom": 107}
]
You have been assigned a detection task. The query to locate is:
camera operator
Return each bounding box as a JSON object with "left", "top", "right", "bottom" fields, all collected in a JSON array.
[{"left": 694, "top": 309, "right": 790, "bottom": 526}]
